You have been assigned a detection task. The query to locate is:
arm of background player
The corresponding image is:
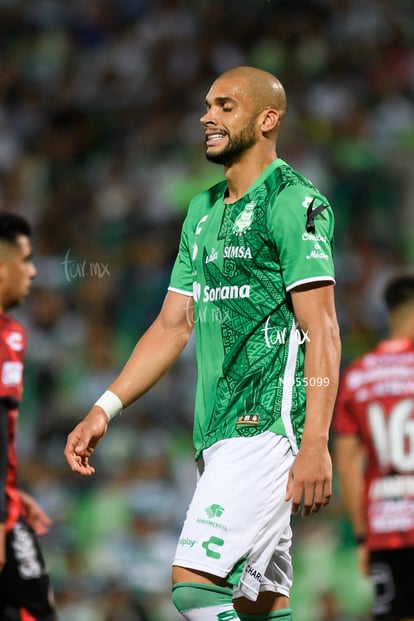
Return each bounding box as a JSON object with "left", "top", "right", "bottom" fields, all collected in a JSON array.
[
  {"left": 286, "top": 282, "right": 341, "bottom": 516},
  {"left": 64, "top": 290, "right": 194, "bottom": 475},
  {"left": 19, "top": 489, "right": 51, "bottom": 536},
  {"left": 0, "top": 400, "right": 9, "bottom": 571},
  {"left": 334, "top": 433, "right": 369, "bottom": 574}
]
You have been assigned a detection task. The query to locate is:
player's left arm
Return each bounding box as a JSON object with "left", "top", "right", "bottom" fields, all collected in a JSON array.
[
  {"left": 286, "top": 281, "right": 341, "bottom": 516},
  {"left": 0, "top": 401, "right": 8, "bottom": 571},
  {"left": 19, "top": 489, "right": 51, "bottom": 536}
]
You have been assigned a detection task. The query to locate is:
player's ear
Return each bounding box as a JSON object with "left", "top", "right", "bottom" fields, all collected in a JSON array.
[
  {"left": 260, "top": 108, "right": 279, "bottom": 133},
  {"left": 0, "top": 247, "right": 12, "bottom": 282},
  {"left": 0, "top": 260, "right": 7, "bottom": 284}
]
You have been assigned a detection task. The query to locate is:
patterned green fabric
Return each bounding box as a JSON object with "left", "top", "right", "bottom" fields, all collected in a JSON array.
[{"left": 169, "top": 159, "right": 335, "bottom": 458}]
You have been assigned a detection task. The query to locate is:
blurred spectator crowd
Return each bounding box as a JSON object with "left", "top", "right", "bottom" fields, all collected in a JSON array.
[{"left": 0, "top": 0, "right": 413, "bottom": 619}]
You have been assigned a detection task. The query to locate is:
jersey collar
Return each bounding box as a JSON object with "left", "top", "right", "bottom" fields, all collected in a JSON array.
[{"left": 376, "top": 337, "right": 414, "bottom": 353}]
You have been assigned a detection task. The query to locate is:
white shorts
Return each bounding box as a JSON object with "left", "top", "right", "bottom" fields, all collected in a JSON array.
[{"left": 173, "top": 431, "right": 295, "bottom": 601}]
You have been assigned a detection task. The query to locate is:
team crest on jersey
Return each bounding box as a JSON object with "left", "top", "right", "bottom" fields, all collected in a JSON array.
[{"left": 232, "top": 201, "right": 256, "bottom": 236}]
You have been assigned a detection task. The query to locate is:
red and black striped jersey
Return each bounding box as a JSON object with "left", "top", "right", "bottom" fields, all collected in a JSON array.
[
  {"left": 334, "top": 338, "right": 414, "bottom": 550},
  {"left": 0, "top": 312, "right": 26, "bottom": 531}
]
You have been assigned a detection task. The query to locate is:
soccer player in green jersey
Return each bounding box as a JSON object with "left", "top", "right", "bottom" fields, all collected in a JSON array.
[{"left": 65, "top": 66, "right": 341, "bottom": 621}]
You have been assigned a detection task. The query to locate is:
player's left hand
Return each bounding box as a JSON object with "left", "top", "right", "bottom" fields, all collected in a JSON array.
[
  {"left": 0, "top": 523, "right": 6, "bottom": 571},
  {"left": 285, "top": 443, "right": 332, "bottom": 516},
  {"left": 19, "top": 490, "right": 51, "bottom": 536}
]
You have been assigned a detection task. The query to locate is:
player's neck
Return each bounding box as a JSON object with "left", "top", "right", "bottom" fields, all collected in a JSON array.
[
  {"left": 379, "top": 335, "right": 414, "bottom": 352},
  {"left": 223, "top": 150, "right": 278, "bottom": 204}
]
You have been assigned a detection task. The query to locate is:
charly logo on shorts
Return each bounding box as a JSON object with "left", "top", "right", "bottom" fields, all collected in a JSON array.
[
  {"left": 12, "top": 522, "right": 43, "bottom": 579},
  {"left": 245, "top": 563, "right": 263, "bottom": 583},
  {"left": 202, "top": 536, "right": 224, "bottom": 559}
]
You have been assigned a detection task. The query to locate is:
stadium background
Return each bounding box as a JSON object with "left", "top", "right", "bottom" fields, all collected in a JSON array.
[{"left": 1, "top": 0, "right": 413, "bottom": 618}]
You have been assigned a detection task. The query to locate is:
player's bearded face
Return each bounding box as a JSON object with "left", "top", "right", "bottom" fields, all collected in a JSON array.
[{"left": 205, "top": 115, "right": 258, "bottom": 165}]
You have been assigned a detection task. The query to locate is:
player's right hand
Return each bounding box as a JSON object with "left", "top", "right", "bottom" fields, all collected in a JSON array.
[
  {"left": 357, "top": 541, "right": 369, "bottom": 576},
  {"left": 64, "top": 407, "right": 108, "bottom": 475}
]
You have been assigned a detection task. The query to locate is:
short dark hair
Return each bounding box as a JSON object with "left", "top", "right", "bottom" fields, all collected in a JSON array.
[
  {"left": 384, "top": 274, "right": 414, "bottom": 311},
  {"left": 0, "top": 212, "right": 31, "bottom": 244}
]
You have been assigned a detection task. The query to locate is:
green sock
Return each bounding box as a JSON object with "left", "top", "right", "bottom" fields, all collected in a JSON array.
[{"left": 172, "top": 582, "right": 239, "bottom": 620}]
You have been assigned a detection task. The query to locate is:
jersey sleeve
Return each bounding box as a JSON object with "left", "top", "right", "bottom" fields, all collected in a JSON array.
[
  {"left": 168, "top": 211, "right": 194, "bottom": 297},
  {"left": 267, "top": 186, "right": 336, "bottom": 291}
]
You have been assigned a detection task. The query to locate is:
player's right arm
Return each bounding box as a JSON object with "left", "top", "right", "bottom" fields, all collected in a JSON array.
[
  {"left": 335, "top": 433, "right": 366, "bottom": 535},
  {"left": 64, "top": 290, "right": 194, "bottom": 476},
  {"left": 334, "top": 432, "right": 368, "bottom": 573},
  {"left": 333, "top": 370, "right": 369, "bottom": 573}
]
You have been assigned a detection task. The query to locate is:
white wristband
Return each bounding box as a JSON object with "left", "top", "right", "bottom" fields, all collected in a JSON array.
[{"left": 94, "top": 390, "right": 123, "bottom": 422}]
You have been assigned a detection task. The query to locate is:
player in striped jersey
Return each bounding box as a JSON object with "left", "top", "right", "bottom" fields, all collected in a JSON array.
[
  {"left": 334, "top": 274, "right": 414, "bottom": 621},
  {"left": 0, "top": 213, "right": 58, "bottom": 620}
]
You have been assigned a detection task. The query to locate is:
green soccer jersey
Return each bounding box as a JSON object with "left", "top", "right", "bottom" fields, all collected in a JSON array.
[{"left": 169, "top": 159, "right": 335, "bottom": 459}]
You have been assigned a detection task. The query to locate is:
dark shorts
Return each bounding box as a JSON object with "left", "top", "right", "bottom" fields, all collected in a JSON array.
[
  {"left": 370, "top": 547, "right": 414, "bottom": 621},
  {"left": 0, "top": 517, "right": 57, "bottom": 621}
]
